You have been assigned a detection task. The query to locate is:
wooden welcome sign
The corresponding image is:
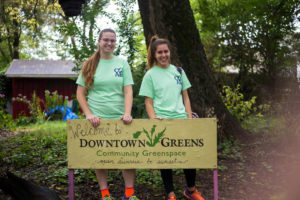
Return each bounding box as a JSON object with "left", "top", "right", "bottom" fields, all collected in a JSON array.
[{"left": 67, "top": 118, "right": 217, "bottom": 169}]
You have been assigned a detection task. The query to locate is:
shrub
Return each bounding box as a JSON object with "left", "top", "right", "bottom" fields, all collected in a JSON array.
[
  {"left": 221, "top": 84, "right": 270, "bottom": 123},
  {"left": 13, "top": 91, "right": 45, "bottom": 124},
  {"left": 44, "top": 90, "right": 69, "bottom": 120},
  {"left": 45, "top": 90, "right": 68, "bottom": 110},
  {"left": 14, "top": 115, "right": 36, "bottom": 126},
  {"left": 0, "top": 110, "right": 15, "bottom": 130}
]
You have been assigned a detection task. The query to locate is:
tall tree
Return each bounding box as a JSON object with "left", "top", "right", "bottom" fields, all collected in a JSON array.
[
  {"left": 137, "top": 0, "right": 248, "bottom": 139},
  {"left": 112, "top": 0, "right": 140, "bottom": 66},
  {"left": 192, "top": 0, "right": 300, "bottom": 96},
  {"left": 54, "top": 0, "right": 109, "bottom": 71},
  {"left": 0, "top": 0, "right": 61, "bottom": 73}
]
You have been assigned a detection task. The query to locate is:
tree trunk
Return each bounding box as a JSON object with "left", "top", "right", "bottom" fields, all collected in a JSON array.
[
  {"left": 138, "top": 0, "right": 249, "bottom": 139},
  {"left": 12, "top": 19, "right": 20, "bottom": 59}
]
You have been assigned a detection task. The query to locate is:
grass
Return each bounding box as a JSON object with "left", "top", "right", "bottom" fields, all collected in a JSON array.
[
  {"left": 15, "top": 120, "right": 67, "bottom": 134},
  {"left": 0, "top": 121, "right": 67, "bottom": 173}
]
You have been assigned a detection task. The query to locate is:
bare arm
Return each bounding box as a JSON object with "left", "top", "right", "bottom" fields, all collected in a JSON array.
[
  {"left": 121, "top": 85, "right": 133, "bottom": 124},
  {"left": 145, "top": 97, "right": 155, "bottom": 119},
  {"left": 123, "top": 85, "right": 133, "bottom": 116},
  {"left": 182, "top": 89, "right": 192, "bottom": 118},
  {"left": 76, "top": 85, "right": 100, "bottom": 127}
]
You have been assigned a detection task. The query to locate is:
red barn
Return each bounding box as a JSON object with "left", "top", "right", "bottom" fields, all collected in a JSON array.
[{"left": 5, "top": 60, "right": 79, "bottom": 118}]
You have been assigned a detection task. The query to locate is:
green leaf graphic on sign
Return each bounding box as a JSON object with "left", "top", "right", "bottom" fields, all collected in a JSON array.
[
  {"left": 133, "top": 131, "right": 142, "bottom": 139},
  {"left": 151, "top": 125, "right": 156, "bottom": 138},
  {"left": 143, "top": 128, "right": 152, "bottom": 143},
  {"left": 153, "top": 127, "right": 166, "bottom": 145},
  {"left": 146, "top": 141, "right": 152, "bottom": 147},
  {"left": 132, "top": 125, "right": 166, "bottom": 147}
]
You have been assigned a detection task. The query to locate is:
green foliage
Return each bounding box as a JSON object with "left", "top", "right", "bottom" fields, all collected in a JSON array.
[
  {"left": 14, "top": 115, "right": 36, "bottom": 126},
  {"left": 242, "top": 115, "right": 287, "bottom": 135},
  {"left": 219, "top": 84, "right": 290, "bottom": 135},
  {"left": 221, "top": 84, "right": 270, "bottom": 122},
  {"left": 0, "top": 121, "right": 96, "bottom": 185},
  {"left": 0, "top": 0, "right": 62, "bottom": 71},
  {"left": 112, "top": 0, "right": 146, "bottom": 66},
  {"left": 217, "top": 137, "right": 242, "bottom": 172},
  {"left": 73, "top": 169, "right": 98, "bottom": 183},
  {"left": 48, "top": 167, "right": 69, "bottom": 183},
  {"left": 0, "top": 121, "right": 67, "bottom": 170},
  {"left": 218, "top": 137, "right": 242, "bottom": 160},
  {"left": 0, "top": 110, "right": 15, "bottom": 130},
  {"left": 191, "top": 0, "right": 300, "bottom": 92},
  {"left": 135, "top": 169, "right": 162, "bottom": 186}
]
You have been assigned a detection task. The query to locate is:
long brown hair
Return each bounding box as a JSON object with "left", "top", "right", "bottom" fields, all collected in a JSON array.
[
  {"left": 147, "top": 35, "right": 171, "bottom": 69},
  {"left": 81, "top": 28, "right": 116, "bottom": 88}
]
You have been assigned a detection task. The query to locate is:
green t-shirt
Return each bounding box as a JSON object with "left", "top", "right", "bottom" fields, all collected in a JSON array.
[
  {"left": 139, "top": 64, "right": 191, "bottom": 119},
  {"left": 76, "top": 56, "right": 134, "bottom": 119}
]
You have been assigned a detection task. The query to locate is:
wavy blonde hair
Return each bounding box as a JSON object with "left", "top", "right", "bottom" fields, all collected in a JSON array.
[
  {"left": 81, "top": 28, "right": 116, "bottom": 88},
  {"left": 147, "top": 35, "right": 171, "bottom": 69}
]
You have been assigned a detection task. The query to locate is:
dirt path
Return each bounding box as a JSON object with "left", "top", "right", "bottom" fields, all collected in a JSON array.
[{"left": 216, "top": 134, "right": 300, "bottom": 200}]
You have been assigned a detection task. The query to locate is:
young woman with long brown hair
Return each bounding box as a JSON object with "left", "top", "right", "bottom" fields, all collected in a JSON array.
[{"left": 76, "top": 28, "right": 139, "bottom": 200}]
